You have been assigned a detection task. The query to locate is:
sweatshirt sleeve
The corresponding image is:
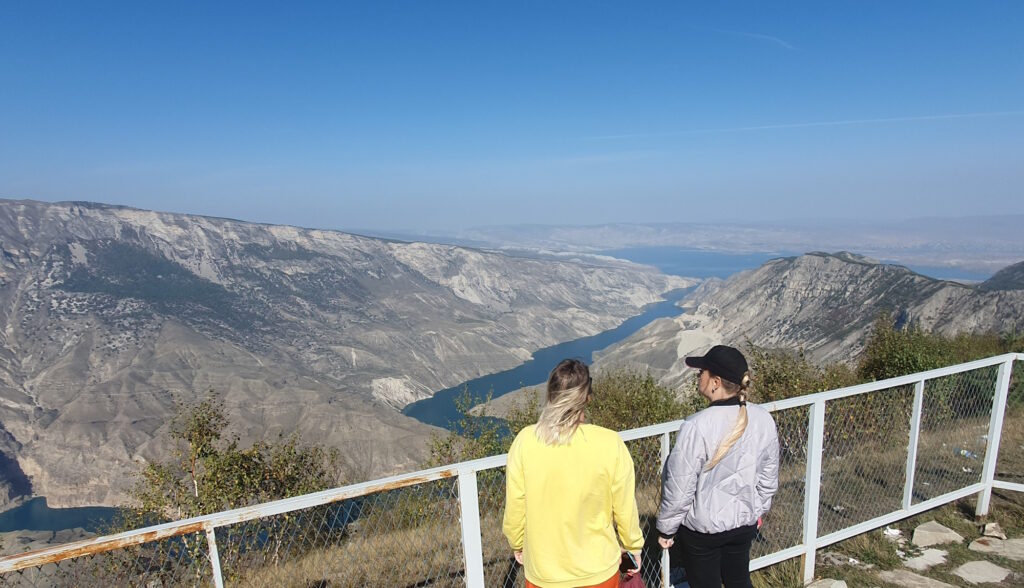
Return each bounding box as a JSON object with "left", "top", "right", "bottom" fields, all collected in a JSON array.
[
  {"left": 657, "top": 420, "right": 704, "bottom": 537},
  {"left": 502, "top": 432, "right": 527, "bottom": 551},
  {"left": 755, "top": 416, "right": 780, "bottom": 519},
  {"left": 611, "top": 437, "right": 645, "bottom": 552}
]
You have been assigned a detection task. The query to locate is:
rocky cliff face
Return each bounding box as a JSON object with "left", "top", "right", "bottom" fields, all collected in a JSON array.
[
  {"left": 595, "top": 252, "right": 1024, "bottom": 389},
  {"left": 0, "top": 199, "right": 688, "bottom": 508},
  {"left": 980, "top": 260, "right": 1024, "bottom": 292}
]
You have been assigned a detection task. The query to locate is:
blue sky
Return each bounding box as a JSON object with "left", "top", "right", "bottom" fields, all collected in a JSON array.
[{"left": 1, "top": 1, "right": 1022, "bottom": 232}]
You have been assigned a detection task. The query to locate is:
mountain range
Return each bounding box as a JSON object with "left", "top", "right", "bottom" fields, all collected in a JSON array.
[{"left": 0, "top": 199, "right": 687, "bottom": 509}]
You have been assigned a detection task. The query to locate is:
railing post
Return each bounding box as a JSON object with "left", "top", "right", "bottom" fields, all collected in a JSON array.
[
  {"left": 458, "top": 468, "right": 486, "bottom": 587},
  {"left": 660, "top": 431, "right": 671, "bottom": 588},
  {"left": 205, "top": 524, "right": 225, "bottom": 588},
  {"left": 801, "top": 400, "right": 826, "bottom": 585},
  {"left": 903, "top": 380, "right": 926, "bottom": 510},
  {"left": 977, "top": 359, "right": 1014, "bottom": 517}
]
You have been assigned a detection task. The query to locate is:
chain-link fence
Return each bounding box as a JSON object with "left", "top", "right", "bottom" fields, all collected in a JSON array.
[
  {"left": 752, "top": 405, "right": 808, "bottom": 560},
  {"left": 817, "top": 384, "right": 915, "bottom": 536},
  {"left": 1, "top": 354, "right": 1021, "bottom": 587},
  {"left": 913, "top": 367, "right": 997, "bottom": 502},
  {"left": 0, "top": 531, "right": 214, "bottom": 588}
]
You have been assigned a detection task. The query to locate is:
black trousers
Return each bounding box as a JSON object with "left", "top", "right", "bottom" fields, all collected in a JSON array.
[{"left": 677, "top": 524, "right": 757, "bottom": 588}]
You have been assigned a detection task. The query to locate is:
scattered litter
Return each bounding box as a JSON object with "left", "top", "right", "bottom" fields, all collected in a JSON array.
[
  {"left": 962, "top": 466, "right": 974, "bottom": 473},
  {"left": 884, "top": 527, "right": 902, "bottom": 538},
  {"left": 820, "top": 552, "right": 875, "bottom": 570},
  {"left": 829, "top": 504, "right": 846, "bottom": 513},
  {"left": 982, "top": 522, "right": 1007, "bottom": 540},
  {"left": 954, "top": 447, "right": 978, "bottom": 459},
  {"left": 896, "top": 549, "right": 906, "bottom": 558}
]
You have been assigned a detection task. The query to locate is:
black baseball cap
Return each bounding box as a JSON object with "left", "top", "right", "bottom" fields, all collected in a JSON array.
[{"left": 684, "top": 345, "right": 748, "bottom": 385}]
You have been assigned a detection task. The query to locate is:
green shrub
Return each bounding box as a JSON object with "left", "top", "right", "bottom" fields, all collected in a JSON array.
[
  {"left": 590, "top": 369, "right": 694, "bottom": 430},
  {"left": 746, "top": 345, "right": 859, "bottom": 403},
  {"left": 110, "top": 392, "right": 342, "bottom": 583},
  {"left": 858, "top": 313, "right": 1022, "bottom": 382}
]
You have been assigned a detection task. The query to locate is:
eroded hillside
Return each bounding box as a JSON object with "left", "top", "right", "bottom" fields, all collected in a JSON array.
[
  {"left": 0, "top": 199, "right": 690, "bottom": 508},
  {"left": 595, "top": 252, "right": 1024, "bottom": 389}
]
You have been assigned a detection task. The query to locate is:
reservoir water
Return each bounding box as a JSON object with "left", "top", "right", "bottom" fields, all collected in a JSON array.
[
  {"left": 602, "top": 246, "right": 995, "bottom": 283},
  {"left": 403, "top": 248, "right": 798, "bottom": 429},
  {"left": 599, "top": 247, "right": 789, "bottom": 279},
  {"left": 0, "top": 497, "right": 118, "bottom": 533},
  {"left": 401, "top": 246, "right": 997, "bottom": 430},
  {"left": 403, "top": 288, "right": 692, "bottom": 429}
]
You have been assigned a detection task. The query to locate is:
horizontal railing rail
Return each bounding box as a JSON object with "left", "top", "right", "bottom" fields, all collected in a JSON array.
[{"left": 0, "top": 352, "right": 1020, "bottom": 587}]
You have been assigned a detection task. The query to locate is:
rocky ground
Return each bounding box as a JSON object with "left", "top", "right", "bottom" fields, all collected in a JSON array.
[{"left": 801, "top": 491, "right": 1024, "bottom": 588}]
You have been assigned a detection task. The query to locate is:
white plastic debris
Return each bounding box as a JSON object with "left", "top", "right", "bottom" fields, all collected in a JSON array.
[{"left": 982, "top": 522, "right": 1007, "bottom": 540}]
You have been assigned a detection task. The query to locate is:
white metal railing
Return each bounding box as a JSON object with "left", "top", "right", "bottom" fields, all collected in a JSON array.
[{"left": 0, "top": 353, "right": 1020, "bottom": 587}]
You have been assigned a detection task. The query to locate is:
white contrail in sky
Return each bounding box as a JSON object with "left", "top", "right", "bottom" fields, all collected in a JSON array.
[
  {"left": 708, "top": 27, "right": 796, "bottom": 50},
  {"left": 584, "top": 110, "right": 1024, "bottom": 141}
]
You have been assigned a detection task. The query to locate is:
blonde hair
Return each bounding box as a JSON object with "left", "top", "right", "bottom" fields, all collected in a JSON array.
[
  {"left": 705, "top": 372, "right": 751, "bottom": 470},
  {"left": 535, "top": 359, "right": 592, "bottom": 445}
]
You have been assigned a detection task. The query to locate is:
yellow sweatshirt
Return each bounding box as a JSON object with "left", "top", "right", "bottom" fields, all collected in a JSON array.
[{"left": 502, "top": 424, "right": 644, "bottom": 588}]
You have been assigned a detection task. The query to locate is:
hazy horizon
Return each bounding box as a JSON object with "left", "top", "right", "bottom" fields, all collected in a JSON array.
[{"left": 5, "top": 196, "right": 1024, "bottom": 238}]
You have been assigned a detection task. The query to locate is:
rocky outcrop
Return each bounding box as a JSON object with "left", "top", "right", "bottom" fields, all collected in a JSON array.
[
  {"left": 0, "top": 199, "right": 689, "bottom": 508},
  {"left": 595, "top": 252, "right": 1024, "bottom": 389},
  {"left": 0, "top": 424, "right": 31, "bottom": 510},
  {"left": 979, "top": 260, "right": 1024, "bottom": 292}
]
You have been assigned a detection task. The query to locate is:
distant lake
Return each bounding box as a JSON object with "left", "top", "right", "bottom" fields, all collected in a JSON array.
[
  {"left": 604, "top": 246, "right": 994, "bottom": 283},
  {"left": 897, "top": 263, "right": 992, "bottom": 283},
  {"left": 600, "top": 247, "right": 789, "bottom": 278},
  {"left": 0, "top": 497, "right": 119, "bottom": 533}
]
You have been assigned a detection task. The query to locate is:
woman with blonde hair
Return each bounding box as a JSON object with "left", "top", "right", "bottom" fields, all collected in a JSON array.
[
  {"left": 503, "top": 359, "right": 643, "bottom": 588},
  {"left": 657, "top": 345, "right": 779, "bottom": 588}
]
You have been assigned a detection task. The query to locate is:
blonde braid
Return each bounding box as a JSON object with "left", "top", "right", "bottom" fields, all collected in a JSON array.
[{"left": 705, "top": 373, "right": 751, "bottom": 470}]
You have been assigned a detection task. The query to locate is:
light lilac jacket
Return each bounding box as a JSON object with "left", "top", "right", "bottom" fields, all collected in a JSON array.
[{"left": 657, "top": 401, "right": 780, "bottom": 536}]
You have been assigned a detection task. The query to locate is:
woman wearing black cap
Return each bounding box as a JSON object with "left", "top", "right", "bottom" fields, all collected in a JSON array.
[{"left": 655, "top": 345, "right": 779, "bottom": 588}]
